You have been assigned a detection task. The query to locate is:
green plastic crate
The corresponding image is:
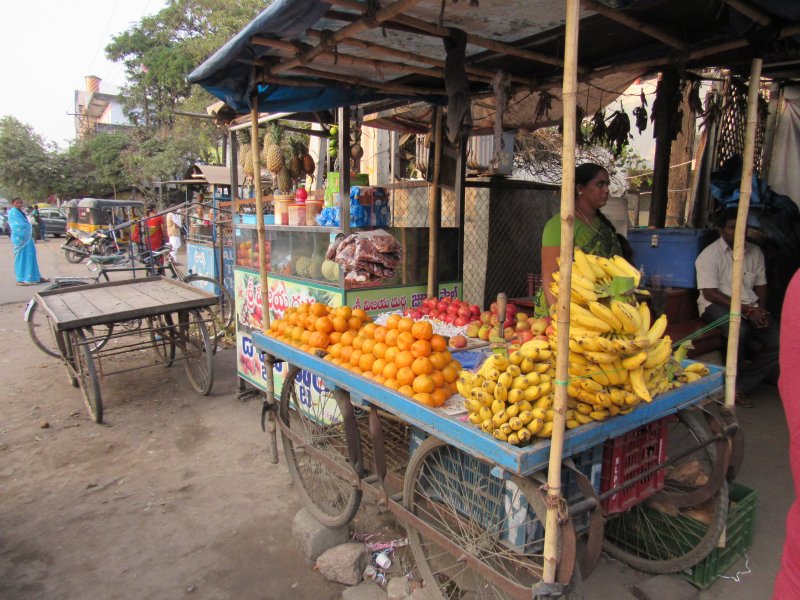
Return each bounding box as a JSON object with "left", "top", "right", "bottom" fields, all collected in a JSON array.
[
  {"left": 605, "top": 483, "right": 757, "bottom": 588},
  {"left": 683, "top": 483, "right": 758, "bottom": 588}
]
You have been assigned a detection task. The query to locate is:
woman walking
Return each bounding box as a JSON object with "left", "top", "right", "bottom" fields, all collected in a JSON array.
[{"left": 8, "top": 198, "right": 48, "bottom": 286}]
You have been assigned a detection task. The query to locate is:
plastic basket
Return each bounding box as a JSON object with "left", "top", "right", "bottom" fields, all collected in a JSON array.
[
  {"left": 600, "top": 417, "right": 667, "bottom": 515},
  {"left": 684, "top": 483, "right": 758, "bottom": 588}
]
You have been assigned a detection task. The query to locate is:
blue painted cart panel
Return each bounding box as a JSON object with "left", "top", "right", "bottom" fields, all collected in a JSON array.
[{"left": 252, "top": 332, "right": 723, "bottom": 477}]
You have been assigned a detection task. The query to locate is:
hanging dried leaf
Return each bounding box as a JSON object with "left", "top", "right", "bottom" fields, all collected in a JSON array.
[
  {"left": 688, "top": 81, "right": 703, "bottom": 116},
  {"left": 534, "top": 91, "right": 554, "bottom": 124},
  {"left": 632, "top": 105, "right": 648, "bottom": 134},
  {"left": 589, "top": 110, "right": 607, "bottom": 145},
  {"left": 576, "top": 106, "right": 586, "bottom": 146},
  {"left": 640, "top": 90, "right": 648, "bottom": 107}
]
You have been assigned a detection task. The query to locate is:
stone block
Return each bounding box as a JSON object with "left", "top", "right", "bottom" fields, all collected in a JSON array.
[
  {"left": 341, "top": 581, "right": 389, "bottom": 600},
  {"left": 292, "top": 507, "right": 349, "bottom": 561},
  {"left": 632, "top": 574, "right": 699, "bottom": 600},
  {"left": 316, "top": 543, "right": 369, "bottom": 586}
]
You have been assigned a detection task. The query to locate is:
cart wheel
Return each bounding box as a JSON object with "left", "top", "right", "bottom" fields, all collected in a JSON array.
[
  {"left": 71, "top": 329, "right": 103, "bottom": 423},
  {"left": 57, "top": 325, "right": 79, "bottom": 388},
  {"left": 403, "top": 437, "right": 576, "bottom": 599},
  {"left": 279, "top": 365, "right": 363, "bottom": 528},
  {"left": 27, "top": 282, "right": 113, "bottom": 358},
  {"left": 180, "top": 310, "right": 213, "bottom": 395},
  {"left": 185, "top": 275, "right": 233, "bottom": 349},
  {"left": 148, "top": 314, "right": 176, "bottom": 367},
  {"left": 602, "top": 409, "right": 730, "bottom": 573}
]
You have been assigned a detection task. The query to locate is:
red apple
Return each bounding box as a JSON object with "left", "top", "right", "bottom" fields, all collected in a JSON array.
[
  {"left": 506, "top": 303, "right": 519, "bottom": 320},
  {"left": 489, "top": 314, "right": 500, "bottom": 326},
  {"left": 545, "top": 324, "right": 556, "bottom": 337},
  {"left": 470, "top": 304, "right": 481, "bottom": 316},
  {"left": 480, "top": 311, "right": 493, "bottom": 324},
  {"left": 503, "top": 327, "right": 516, "bottom": 340},
  {"left": 531, "top": 317, "right": 549, "bottom": 334},
  {"left": 457, "top": 306, "right": 471, "bottom": 319},
  {"left": 444, "top": 313, "right": 457, "bottom": 324},
  {"left": 447, "top": 304, "right": 459, "bottom": 315},
  {"left": 437, "top": 300, "right": 449, "bottom": 313},
  {"left": 515, "top": 319, "right": 531, "bottom": 332},
  {"left": 518, "top": 330, "right": 534, "bottom": 343},
  {"left": 454, "top": 316, "right": 468, "bottom": 327},
  {"left": 411, "top": 310, "right": 423, "bottom": 319},
  {"left": 490, "top": 302, "right": 498, "bottom": 314}
]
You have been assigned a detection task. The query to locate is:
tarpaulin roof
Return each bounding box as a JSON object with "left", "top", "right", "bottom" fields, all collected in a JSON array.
[{"left": 189, "top": 0, "right": 800, "bottom": 128}]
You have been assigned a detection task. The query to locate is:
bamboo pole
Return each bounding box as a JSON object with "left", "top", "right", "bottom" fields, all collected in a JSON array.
[
  {"left": 542, "top": 0, "right": 580, "bottom": 585},
  {"left": 256, "top": 67, "right": 443, "bottom": 97},
  {"left": 580, "top": 0, "right": 688, "bottom": 51},
  {"left": 339, "top": 107, "right": 352, "bottom": 236},
  {"left": 725, "top": 57, "right": 762, "bottom": 408},
  {"left": 427, "top": 106, "right": 443, "bottom": 298},
  {"left": 272, "top": 0, "right": 424, "bottom": 75}
]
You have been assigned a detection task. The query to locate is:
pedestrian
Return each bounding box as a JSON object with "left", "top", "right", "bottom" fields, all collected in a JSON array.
[
  {"left": 132, "top": 203, "right": 168, "bottom": 267},
  {"left": 166, "top": 206, "right": 183, "bottom": 263},
  {"left": 0, "top": 207, "right": 8, "bottom": 236},
  {"left": 8, "top": 198, "right": 48, "bottom": 286},
  {"left": 773, "top": 269, "right": 800, "bottom": 599},
  {"left": 695, "top": 207, "right": 780, "bottom": 407}
]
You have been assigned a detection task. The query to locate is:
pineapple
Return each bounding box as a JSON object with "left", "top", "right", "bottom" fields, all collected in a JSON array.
[
  {"left": 287, "top": 138, "right": 304, "bottom": 180},
  {"left": 276, "top": 168, "right": 292, "bottom": 194},
  {"left": 301, "top": 143, "right": 316, "bottom": 178},
  {"left": 239, "top": 143, "right": 254, "bottom": 177},
  {"left": 265, "top": 123, "right": 286, "bottom": 174}
]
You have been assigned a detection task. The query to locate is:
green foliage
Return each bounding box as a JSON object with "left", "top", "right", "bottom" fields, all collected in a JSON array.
[{"left": 0, "top": 116, "right": 52, "bottom": 199}]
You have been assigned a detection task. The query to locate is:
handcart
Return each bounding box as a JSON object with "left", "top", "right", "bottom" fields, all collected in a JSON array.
[
  {"left": 254, "top": 332, "right": 739, "bottom": 598},
  {"left": 35, "top": 277, "right": 218, "bottom": 424}
]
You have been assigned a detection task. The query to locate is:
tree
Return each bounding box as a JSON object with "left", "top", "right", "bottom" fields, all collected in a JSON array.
[{"left": 0, "top": 116, "right": 53, "bottom": 199}]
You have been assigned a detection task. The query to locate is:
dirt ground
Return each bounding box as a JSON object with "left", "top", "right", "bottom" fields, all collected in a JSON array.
[{"left": 0, "top": 237, "right": 792, "bottom": 600}]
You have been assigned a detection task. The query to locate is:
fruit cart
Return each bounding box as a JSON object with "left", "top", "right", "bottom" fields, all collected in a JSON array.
[
  {"left": 34, "top": 277, "right": 218, "bottom": 424},
  {"left": 253, "top": 329, "right": 737, "bottom": 596}
]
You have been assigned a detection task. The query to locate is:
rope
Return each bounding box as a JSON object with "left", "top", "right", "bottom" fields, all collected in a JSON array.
[{"left": 671, "top": 313, "right": 734, "bottom": 348}]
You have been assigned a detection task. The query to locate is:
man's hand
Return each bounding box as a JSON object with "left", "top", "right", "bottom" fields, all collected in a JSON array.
[{"left": 745, "top": 305, "right": 770, "bottom": 329}]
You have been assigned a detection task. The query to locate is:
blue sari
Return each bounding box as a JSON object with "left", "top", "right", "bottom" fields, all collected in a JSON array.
[{"left": 9, "top": 207, "right": 42, "bottom": 284}]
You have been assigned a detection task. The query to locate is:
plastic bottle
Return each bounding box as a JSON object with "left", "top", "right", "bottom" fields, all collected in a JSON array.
[{"left": 295, "top": 185, "right": 307, "bottom": 205}]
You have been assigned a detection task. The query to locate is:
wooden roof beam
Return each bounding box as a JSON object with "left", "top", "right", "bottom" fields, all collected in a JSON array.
[
  {"left": 271, "top": 0, "right": 425, "bottom": 75},
  {"left": 580, "top": 0, "right": 688, "bottom": 52},
  {"left": 722, "top": 0, "right": 773, "bottom": 27}
]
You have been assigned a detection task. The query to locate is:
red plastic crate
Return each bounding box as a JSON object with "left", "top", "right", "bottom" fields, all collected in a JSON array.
[{"left": 600, "top": 417, "right": 668, "bottom": 515}]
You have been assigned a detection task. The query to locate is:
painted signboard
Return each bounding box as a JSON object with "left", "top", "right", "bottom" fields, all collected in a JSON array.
[
  {"left": 346, "top": 281, "right": 462, "bottom": 315},
  {"left": 186, "top": 242, "right": 217, "bottom": 294}
]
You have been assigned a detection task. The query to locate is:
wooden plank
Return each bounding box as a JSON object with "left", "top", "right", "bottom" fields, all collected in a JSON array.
[{"left": 252, "top": 332, "right": 723, "bottom": 476}]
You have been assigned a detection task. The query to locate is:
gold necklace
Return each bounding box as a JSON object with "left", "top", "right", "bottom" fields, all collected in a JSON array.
[{"left": 576, "top": 208, "right": 602, "bottom": 235}]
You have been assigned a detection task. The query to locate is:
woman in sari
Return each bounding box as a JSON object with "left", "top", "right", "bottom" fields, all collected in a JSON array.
[
  {"left": 8, "top": 198, "right": 47, "bottom": 286},
  {"left": 534, "top": 163, "right": 630, "bottom": 316}
]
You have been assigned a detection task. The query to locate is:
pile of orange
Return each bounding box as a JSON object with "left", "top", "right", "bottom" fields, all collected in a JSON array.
[{"left": 267, "top": 305, "right": 461, "bottom": 407}]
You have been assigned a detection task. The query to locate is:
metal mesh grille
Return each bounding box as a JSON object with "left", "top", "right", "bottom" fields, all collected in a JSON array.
[
  {"left": 716, "top": 79, "right": 766, "bottom": 173},
  {"left": 463, "top": 186, "right": 490, "bottom": 306},
  {"left": 356, "top": 411, "right": 411, "bottom": 485}
]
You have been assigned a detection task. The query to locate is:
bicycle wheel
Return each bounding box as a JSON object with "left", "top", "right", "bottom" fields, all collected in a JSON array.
[
  {"left": 180, "top": 310, "right": 213, "bottom": 395},
  {"left": 602, "top": 410, "right": 730, "bottom": 573},
  {"left": 71, "top": 329, "right": 103, "bottom": 423},
  {"left": 403, "top": 437, "right": 575, "bottom": 599},
  {"left": 279, "top": 365, "right": 363, "bottom": 528},
  {"left": 148, "top": 314, "right": 176, "bottom": 367},
  {"left": 64, "top": 239, "right": 85, "bottom": 263},
  {"left": 185, "top": 275, "right": 233, "bottom": 344},
  {"left": 27, "top": 282, "right": 113, "bottom": 359}
]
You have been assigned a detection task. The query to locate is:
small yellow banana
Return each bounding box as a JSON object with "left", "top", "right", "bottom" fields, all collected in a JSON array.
[
  {"left": 590, "top": 410, "right": 609, "bottom": 421},
  {"left": 537, "top": 421, "right": 554, "bottom": 438},
  {"left": 517, "top": 428, "right": 532, "bottom": 444},
  {"left": 610, "top": 255, "right": 641, "bottom": 287},
  {"left": 645, "top": 314, "right": 668, "bottom": 347},
  {"left": 494, "top": 382, "right": 509, "bottom": 401},
  {"left": 637, "top": 302, "right": 651, "bottom": 336},
  {"left": 610, "top": 300, "right": 642, "bottom": 334},
  {"left": 481, "top": 419, "right": 495, "bottom": 433},
  {"left": 507, "top": 432, "right": 521, "bottom": 446},
  {"left": 629, "top": 367, "right": 653, "bottom": 403},
  {"left": 505, "top": 402, "right": 521, "bottom": 418},
  {"left": 493, "top": 429, "right": 508, "bottom": 441},
  {"left": 588, "top": 301, "right": 624, "bottom": 331},
  {"left": 508, "top": 388, "right": 526, "bottom": 404},
  {"left": 684, "top": 362, "right": 709, "bottom": 375},
  {"left": 621, "top": 350, "right": 648, "bottom": 370},
  {"left": 584, "top": 350, "right": 618, "bottom": 364},
  {"left": 497, "top": 372, "right": 514, "bottom": 389},
  {"left": 527, "top": 418, "right": 544, "bottom": 435},
  {"left": 644, "top": 337, "right": 672, "bottom": 369},
  {"left": 573, "top": 248, "right": 597, "bottom": 283},
  {"left": 505, "top": 364, "right": 522, "bottom": 378},
  {"left": 490, "top": 397, "right": 506, "bottom": 414}
]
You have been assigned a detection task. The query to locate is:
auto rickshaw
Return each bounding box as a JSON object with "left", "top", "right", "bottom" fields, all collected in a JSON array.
[
  {"left": 76, "top": 198, "right": 145, "bottom": 241},
  {"left": 64, "top": 199, "right": 80, "bottom": 233}
]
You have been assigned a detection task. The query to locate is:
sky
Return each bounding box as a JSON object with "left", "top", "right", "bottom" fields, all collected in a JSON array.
[{"left": 0, "top": 0, "right": 167, "bottom": 149}]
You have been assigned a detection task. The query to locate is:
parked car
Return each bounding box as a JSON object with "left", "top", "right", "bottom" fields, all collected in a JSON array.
[{"left": 39, "top": 207, "right": 68, "bottom": 237}]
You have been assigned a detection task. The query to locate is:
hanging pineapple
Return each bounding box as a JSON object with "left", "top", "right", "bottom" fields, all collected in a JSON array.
[
  {"left": 239, "top": 143, "right": 254, "bottom": 178},
  {"left": 301, "top": 142, "right": 316, "bottom": 179},
  {"left": 276, "top": 168, "right": 292, "bottom": 194},
  {"left": 265, "top": 122, "right": 286, "bottom": 174},
  {"left": 287, "top": 138, "right": 304, "bottom": 180}
]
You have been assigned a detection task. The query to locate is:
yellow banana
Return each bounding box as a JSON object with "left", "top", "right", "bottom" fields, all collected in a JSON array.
[
  {"left": 493, "top": 429, "right": 508, "bottom": 442},
  {"left": 537, "top": 421, "right": 554, "bottom": 438},
  {"left": 518, "top": 410, "right": 534, "bottom": 425},
  {"left": 511, "top": 375, "right": 528, "bottom": 390},
  {"left": 517, "top": 428, "right": 532, "bottom": 444},
  {"left": 533, "top": 396, "right": 552, "bottom": 411},
  {"left": 482, "top": 367, "right": 501, "bottom": 382},
  {"left": 524, "top": 384, "right": 542, "bottom": 402},
  {"left": 524, "top": 372, "right": 541, "bottom": 386},
  {"left": 609, "top": 388, "right": 627, "bottom": 405},
  {"left": 505, "top": 403, "right": 521, "bottom": 418},
  {"left": 584, "top": 253, "right": 611, "bottom": 280},
  {"left": 519, "top": 356, "right": 538, "bottom": 374},
  {"left": 456, "top": 379, "right": 473, "bottom": 397},
  {"left": 608, "top": 405, "right": 620, "bottom": 416},
  {"left": 573, "top": 248, "right": 597, "bottom": 283},
  {"left": 508, "top": 416, "right": 524, "bottom": 431},
  {"left": 644, "top": 337, "right": 672, "bottom": 369},
  {"left": 575, "top": 402, "right": 594, "bottom": 415},
  {"left": 683, "top": 371, "right": 703, "bottom": 383},
  {"left": 580, "top": 378, "right": 604, "bottom": 392},
  {"left": 517, "top": 400, "right": 533, "bottom": 412},
  {"left": 596, "top": 391, "right": 613, "bottom": 408},
  {"left": 481, "top": 419, "right": 495, "bottom": 433},
  {"left": 629, "top": 367, "right": 652, "bottom": 403},
  {"left": 684, "top": 362, "right": 709, "bottom": 374},
  {"left": 610, "top": 255, "right": 641, "bottom": 287},
  {"left": 588, "top": 301, "right": 624, "bottom": 331},
  {"left": 463, "top": 397, "right": 483, "bottom": 413},
  {"left": 593, "top": 336, "right": 619, "bottom": 353},
  {"left": 612, "top": 359, "right": 628, "bottom": 384},
  {"left": 572, "top": 310, "right": 614, "bottom": 333},
  {"left": 497, "top": 371, "right": 514, "bottom": 389},
  {"left": 569, "top": 351, "right": 589, "bottom": 365},
  {"left": 478, "top": 406, "right": 494, "bottom": 422},
  {"left": 508, "top": 388, "right": 526, "bottom": 404},
  {"left": 584, "top": 350, "right": 618, "bottom": 364},
  {"left": 538, "top": 381, "right": 552, "bottom": 396},
  {"left": 509, "top": 351, "right": 524, "bottom": 366},
  {"left": 532, "top": 362, "right": 551, "bottom": 374},
  {"left": 468, "top": 412, "right": 483, "bottom": 425},
  {"left": 566, "top": 419, "right": 582, "bottom": 430},
  {"left": 494, "top": 383, "right": 508, "bottom": 401},
  {"left": 507, "top": 432, "right": 521, "bottom": 446},
  {"left": 596, "top": 256, "right": 629, "bottom": 279},
  {"left": 482, "top": 380, "right": 497, "bottom": 395},
  {"left": 566, "top": 382, "right": 582, "bottom": 398},
  {"left": 621, "top": 350, "right": 648, "bottom": 370},
  {"left": 492, "top": 410, "right": 509, "bottom": 427},
  {"left": 613, "top": 337, "right": 650, "bottom": 353},
  {"left": 527, "top": 418, "right": 544, "bottom": 435},
  {"left": 590, "top": 410, "right": 609, "bottom": 421},
  {"left": 505, "top": 364, "right": 522, "bottom": 378},
  {"left": 610, "top": 300, "right": 641, "bottom": 334},
  {"left": 645, "top": 314, "right": 668, "bottom": 347},
  {"left": 575, "top": 412, "right": 594, "bottom": 425},
  {"left": 520, "top": 339, "right": 551, "bottom": 353},
  {"left": 470, "top": 388, "right": 490, "bottom": 405},
  {"left": 491, "top": 397, "right": 506, "bottom": 414},
  {"left": 588, "top": 363, "right": 611, "bottom": 386},
  {"left": 637, "top": 302, "right": 651, "bottom": 336}
]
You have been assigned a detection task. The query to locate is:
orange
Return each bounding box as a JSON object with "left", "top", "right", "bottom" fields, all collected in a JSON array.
[
  {"left": 441, "top": 365, "right": 459, "bottom": 384},
  {"left": 291, "top": 326, "right": 304, "bottom": 341},
  {"left": 348, "top": 316, "right": 363, "bottom": 330},
  {"left": 372, "top": 342, "right": 387, "bottom": 359},
  {"left": 448, "top": 360, "right": 462, "bottom": 372},
  {"left": 394, "top": 350, "right": 414, "bottom": 369},
  {"left": 329, "top": 331, "right": 342, "bottom": 344},
  {"left": 310, "top": 302, "right": 328, "bottom": 317},
  {"left": 314, "top": 316, "right": 334, "bottom": 334},
  {"left": 362, "top": 371, "right": 375, "bottom": 380},
  {"left": 305, "top": 314, "right": 318, "bottom": 330},
  {"left": 429, "top": 352, "right": 448, "bottom": 371},
  {"left": 430, "top": 334, "right": 447, "bottom": 352},
  {"left": 324, "top": 354, "right": 334, "bottom": 362},
  {"left": 410, "top": 339, "right": 432, "bottom": 359},
  {"left": 361, "top": 323, "right": 377, "bottom": 339},
  {"left": 382, "top": 362, "right": 399, "bottom": 380},
  {"left": 361, "top": 338, "right": 376, "bottom": 355},
  {"left": 358, "top": 352, "right": 375, "bottom": 372},
  {"left": 373, "top": 326, "right": 387, "bottom": 342},
  {"left": 301, "top": 330, "right": 312, "bottom": 344},
  {"left": 352, "top": 335, "right": 366, "bottom": 350},
  {"left": 384, "top": 378, "right": 399, "bottom": 390},
  {"left": 373, "top": 374, "right": 386, "bottom": 384},
  {"left": 351, "top": 366, "right": 363, "bottom": 375},
  {"left": 340, "top": 331, "right": 355, "bottom": 347},
  {"left": 297, "top": 303, "right": 310, "bottom": 314},
  {"left": 384, "top": 329, "right": 400, "bottom": 347},
  {"left": 431, "top": 388, "right": 450, "bottom": 407},
  {"left": 411, "top": 356, "right": 434, "bottom": 376},
  {"left": 331, "top": 357, "right": 343, "bottom": 366},
  {"left": 430, "top": 371, "right": 445, "bottom": 388},
  {"left": 329, "top": 343, "right": 343, "bottom": 358},
  {"left": 371, "top": 358, "right": 387, "bottom": 376},
  {"left": 340, "top": 345, "right": 353, "bottom": 363},
  {"left": 397, "top": 366, "right": 415, "bottom": 387},
  {"left": 349, "top": 349, "right": 363, "bottom": 367},
  {"left": 412, "top": 374, "right": 435, "bottom": 394},
  {"left": 398, "top": 385, "right": 415, "bottom": 398},
  {"left": 352, "top": 308, "right": 369, "bottom": 322},
  {"left": 397, "top": 317, "right": 414, "bottom": 333},
  {"left": 332, "top": 316, "right": 348, "bottom": 333},
  {"left": 385, "top": 314, "right": 402, "bottom": 330},
  {"left": 411, "top": 320, "right": 433, "bottom": 341},
  {"left": 396, "top": 331, "right": 414, "bottom": 351},
  {"left": 384, "top": 346, "right": 400, "bottom": 364},
  {"left": 309, "top": 331, "right": 329, "bottom": 348},
  {"left": 413, "top": 393, "right": 436, "bottom": 407},
  {"left": 334, "top": 306, "right": 352, "bottom": 320}
]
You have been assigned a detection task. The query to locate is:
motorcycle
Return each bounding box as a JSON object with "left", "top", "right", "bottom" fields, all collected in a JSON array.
[{"left": 62, "top": 229, "right": 121, "bottom": 263}]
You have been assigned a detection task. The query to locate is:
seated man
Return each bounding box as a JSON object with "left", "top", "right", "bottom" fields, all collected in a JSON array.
[{"left": 695, "top": 207, "right": 779, "bottom": 406}]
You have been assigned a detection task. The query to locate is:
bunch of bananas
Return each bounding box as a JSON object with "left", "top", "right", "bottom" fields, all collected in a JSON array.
[{"left": 457, "top": 340, "right": 558, "bottom": 446}]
